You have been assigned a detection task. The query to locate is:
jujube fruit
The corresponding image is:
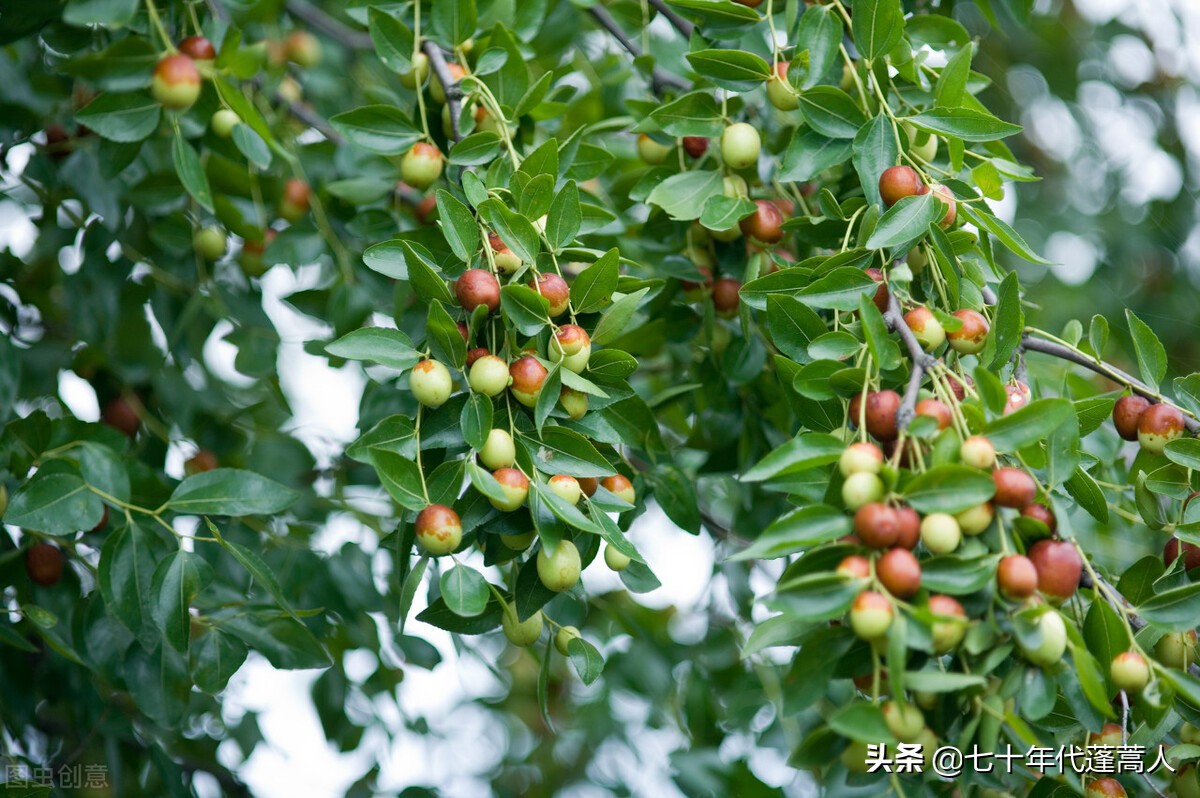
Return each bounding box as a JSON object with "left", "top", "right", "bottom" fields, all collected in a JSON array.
[
  {"left": 537, "top": 539, "right": 582, "bottom": 592},
  {"left": 904, "top": 306, "right": 945, "bottom": 351},
  {"left": 430, "top": 62, "right": 467, "bottom": 104},
  {"left": 837, "top": 555, "right": 871, "bottom": 580},
  {"left": 739, "top": 200, "right": 784, "bottom": 245},
  {"left": 637, "top": 133, "right": 672, "bottom": 165},
  {"left": 877, "top": 548, "right": 921, "bottom": 599},
  {"left": 285, "top": 30, "right": 322, "bottom": 67},
  {"left": 993, "top": 467, "right": 1037, "bottom": 508},
  {"left": 555, "top": 626, "right": 582, "bottom": 656},
  {"left": 400, "top": 142, "right": 445, "bottom": 190},
  {"left": 151, "top": 54, "right": 201, "bottom": 111},
  {"left": 1109, "top": 650, "right": 1150, "bottom": 693},
  {"left": 766, "top": 61, "right": 799, "bottom": 111},
  {"left": 955, "top": 502, "right": 994, "bottom": 536},
  {"left": 849, "top": 590, "right": 893, "bottom": 640},
  {"left": 920, "top": 513, "right": 961, "bottom": 555},
  {"left": 1164, "top": 536, "right": 1200, "bottom": 571},
  {"left": 489, "top": 468, "right": 529, "bottom": 512},
  {"left": 1137, "top": 403, "right": 1185, "bottom": 455},
  {"left": 914, "top": 399, "right": 952, "bottom": 430},
  {"left": 455, "top": 268, "right": 501, "bottom": 314},
  {"left": 1021, "top": 504, "right": 1057, "bottom": 535},
  {"left": 502, "top": 601, "right": 543, "bottom": 646},
  {"left": 996, "top": 554, "right": 1038, "bottom": 600},
  {"left": 603, "top": 542, "right": 631, "bottom": 571},
  {"left": 842, "top": 472, "right": 884, "bottom": 511},
  {"left": 601, "top": 474, "right": 636, "bottom": 505},
  {"left": 509, "top": 356, "right": 548, "bottom": 407},
  {"left": 195, "top": 226, "right": 227, "bottom": 261},
  {"left": 853, "top": 503, "right": 899, "bottom": 548},
  {"left": 882, "top": 700, "right": 925, "bottom": 743},
  {"left": 414, "top": 504, "right": 462, "bottom": 555},
  {"left": 1028, "top": 539, "right": 1082, "bottom": 602},
  {"left": 530, "top": 273, "right": 570, "bottom": 317},
  {"left": 682, "top": 136, "right": 708, "bottom": 158},
  {"left": 26, "top": 543, "right": 64, "bottom": 586},
  {"left": 488, "top": 232, "right": 522, "bottom": 274},
  {"left": 928, "top": 594, "right": 966, "bottom": 653},
  {"left": 1112, "top": 395, "right": 1150, "bottom": 441},
  {"left": 1021, "top": 610, "right": 1067, "bottom": 667},
  {"left": 409, "top": 359, "right": 453, "bottom": 408},
  {"left": 548, "top": 474, "right": 582, "bottom": 505},
  {"left": 960, "top": 436, "right": 996, "bottom": 470},
  {"left": 559, "top": 387, "right": 589, "bottom": 420},
  {"left": 720, "top": 122, "right": 761, "bottom": 170},
  {"left": 894, "top": 506, "right": 921, "bottom": 550},
  {"left": 279, "top": 178, "right": 311, "bottom": 223},
  {"left": 480, "top": 429, "right": 516, "bottom": 469},
  {"left": 179, "top": 36, "right": 216, "bottom": 62},
  {"left": 947, "top": 309, "right": 989, "bottom": 355},
  {"left": 103, "top": 397, "right": 140, "bottom": 438},
  {"left": 468, "top": 354, "right": 510, "bottom": 397},
  {"left": 712, "top": 278, "right": 741, "bottom": 316},
  {"left": 839, "top": 442, "right": 883, "bottom": 477},
  {"left": 878, "top": 165, "right": 927, "bottom": 207}
]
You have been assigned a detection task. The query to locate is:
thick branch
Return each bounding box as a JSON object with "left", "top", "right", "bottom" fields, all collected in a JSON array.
[
  {"left": 284, "top": 0, "right": 373, "bottom": 51},
  {"left": 648, "top": 0, "right": 694, "bottom": 38},
  {"left": 1020, "top": 336, "right": 1200, "bottom": 433},
  {"left": 587, "top": 6, "right": 689, "bottom": 95},
  {"left": 885, "top": 293, "right": 937, "bottom": 430},
  {"left": 422, "top": 42, "right": 464, "bottom": 143}
]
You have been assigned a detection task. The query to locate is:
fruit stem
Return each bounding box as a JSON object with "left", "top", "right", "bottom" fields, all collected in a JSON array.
[
  {"left": 414, "top": 405, "right": 431, "bottom": 503},
  {"left": 144, "top": 0, "right": 175, "bottom": 52}
]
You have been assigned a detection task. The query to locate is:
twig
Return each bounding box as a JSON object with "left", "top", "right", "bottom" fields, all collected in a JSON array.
[
  {"left": 885, "top": 293, "right": 936, "bottom": 430},
  {"left": 422, "top": 41, "right": 464, "bottom": 144},
  {"left": 1079, "top": 569, "right": 1200, "bottom": 679},
  {"left": 1020, "top": 336, "right": 1200, "bottom": 433},
  {"left": 284, "top": 0, "right": 372, "bottom": 50},
  {"left": 204, "top": 0, "right": 228, "bottom": 23},
  {"left": 648, "top": 0, "right": 694, "bottom": 38},
  {"left": 586, "top": 5, "right": 689, "bottom": 95},
  {"left": 981, "top": 284, "right": 1199, "bottom": 433}
]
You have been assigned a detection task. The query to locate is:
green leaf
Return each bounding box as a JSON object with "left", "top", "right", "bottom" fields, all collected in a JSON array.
[
  {"left": 534, "top": 364, "right": 562, "bottom": 435},
  {"left": 649, "top": 464, "right": 701, "bottom": 535},
  {"left": 500, "top": 284, "right": 551, "bottom": 336},
  {"left": 798, "top": 267, "right": 879, "bottom": 311},
  {"left": 647, "top": 170, "right": 725, "bottom": 221},
  {"left": 64, "top": 0, "right": 138, "bottom": 26},
  {"left": 79, "top": 441, "right": 130, "bottom": 503},
  {"left": 1165, "top": 439, "right": 1200, "bottom": 471},
  {"left": 902, "top": 464, "right": 996, "bottom": 513},
  {"left": 461, "top": 393, "right": 493, "bottom": 452},
  {"left": 213, "top": 531, "right": 294, "bottom": 618},
  {"left": 567, "top": 637, "right": 605, "bottom": 685},
  {"left": 417, "top": 594, "right": 503, "bottom": 634},
  {"left": 827, "top": 701, "right": 895, "bottom": 743},
  {"left": 426, "top": 300, "right": 467, "bottom": 368},
  {"left": 326, "top": 328, "right": 421, "bottom": 370},
  {"left": 592, "top": 288, "right": 649, "bottom": 345},
  {"left": 4, "top": 472, "right": 105, "bottom": 535},
  {"left": 699, "top": 194, "right": 756, "bottom": 232},
  {"left": 729, "top": 505, "right": 852, "bottom": 560},
  {"left": 685, "top": 49, "right": 772, "bottom": 92},
  {"left": 329, "top": 105, "right": 423, "bottom": 155},
  {"left": 798, "top": 87, "right": 867, "bottom": 139},
  {"left": 75, "top": 92, "right": 160, "bottom": 143},
  {"left": 649, "top": 92, "right": 725, "bottom": 137},
  {"left": 167, "top": 469, "right": 298, "bottom": 516},
  {"left": 958, "top": 203, "right": 1052, "bottom": 265},
  {"left": 368, "top": 8, "right": 415, "bottom": 73},
  {"left": 902, "top": 671, "right": 986, "bottom": 692},
  {"left": 522, "top": 427, "right": 613, "bottom": 478},
  {"left": 771, "top": 573, "right": 862, "bottom": 623},
  {"left": 1065, "top": 467, "right": 1108, "bottom": 524},
  {"left": 1125, "top": 310, "right": 1168, "bottom": 390},
  {"left": 851, "top": 0, "right": 904, "bottom": 61},
  {"left": 570, "top": 248, "right": 620, "bottom": 313},
  {"left": 151, "top": 551, "right": 213, "bottom": 652},
  {"left": 1137, "top": 582, "right": 1200, "bottom": 631},
  {"left": 854, "top": 115, "right": 898, "bottom": 208},
  {"left": 983, "top": 399, "right": 1073, "bottom": 451},
  {"left": 371, "top": 450, "right": 428, "bottom": 512},
  {"left": 934, "top": 44, "right": 973, "bottom": 108},
  {"left": 795, "top": 5, "right": 843, "bottom": 88},
  {"left": 440, "top": 564, "right": 490, "bottom": 617},
  {"left": 99, "top": 520, "right": 163, "bottom": 642},
  {"left": 477, "top": 199, "right": 539, "bottom": 264},
  {"left": 866, "top": 194, "right": 942, "bottom": 249},
  {"left": 435, "top": 190, "right": 480, "bottom": 262},
  {"left": 432, "top": 0, "right": 477, "bottom": 44},
  {"left": 221, "top": 613, "right": 331, "bottom": 669},
  {"left": 172, "top": 132, "right": 213, "bottom": 212},
  {"left": 231, "top": 123, "right": 271, "bottom": 169},
  {"left": 191, "top": 628, "right": 248, "bottom": 694},
  {"left": 742, "top": 433, "right": 844, "bottom": 482},
  {"left": 781, "top": 128, "right": 853, "bottom": 182},
  {"left": 544, "top": 180, "right": 582, "bottom": 252},
  {"left": 449, "top": 131, "right": 502, "bottom": 165},
  {"left": 904, "top": 107, "right": 1023, "bottom": 142},
  {"left": 987, "top": 271, "right": 1023, "bottom": 370}
]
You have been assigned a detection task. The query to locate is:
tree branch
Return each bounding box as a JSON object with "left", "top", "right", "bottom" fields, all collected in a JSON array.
[
  {"left": 885, "top": 293, "right": 937, "bottom": 430},
  {"left": 284, "top": 0, "right": 373, "bottom": 51},
  {"left": 1020, "top": 336, "right": 1200, "bottom": 433},
  {"left": 648, "top": 0, "right": 694, "bottom": 38},
  {"left": 587, "top": 5, "right": 689, "bottom": 95},
  {"left": 422, "top": 41, "right": 464, "bottom": 144}
]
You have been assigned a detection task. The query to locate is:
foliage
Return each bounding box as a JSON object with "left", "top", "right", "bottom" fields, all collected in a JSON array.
[{"left": 1, "top": 0, "right": 1200, "bottom": 795}]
